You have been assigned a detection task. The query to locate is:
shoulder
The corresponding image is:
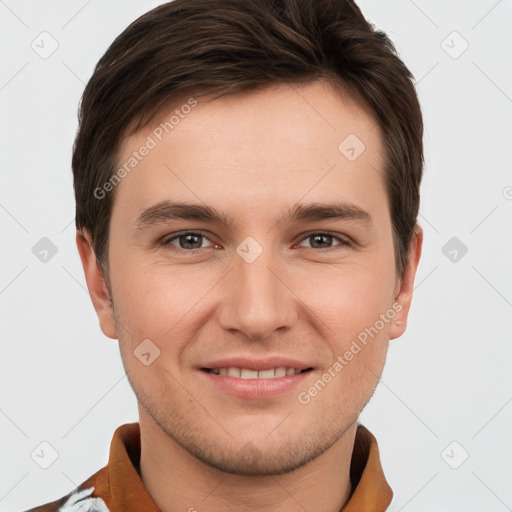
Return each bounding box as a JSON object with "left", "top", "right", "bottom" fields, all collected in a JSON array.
[{"left": 21, "top": 470, "right": 111, "bottom": 512}]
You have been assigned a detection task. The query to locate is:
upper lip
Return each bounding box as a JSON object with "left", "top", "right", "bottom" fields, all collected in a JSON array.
[{"left": 199, "top": 356, "right": 313, "bottom": 372}]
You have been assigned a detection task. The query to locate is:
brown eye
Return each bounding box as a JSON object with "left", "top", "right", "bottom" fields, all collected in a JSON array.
[
  {"left": 298, "top": 232, "right": 348, "bottom": 250},
  {"left": 162, "top": 231, "right": 213, "bottom": 251}
]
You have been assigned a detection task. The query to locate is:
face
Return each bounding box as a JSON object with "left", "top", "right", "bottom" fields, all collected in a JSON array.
[{"left": 78, "top": 80, "right": 421, "bottom": 476}]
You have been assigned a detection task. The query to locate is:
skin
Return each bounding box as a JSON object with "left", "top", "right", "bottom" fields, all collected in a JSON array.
[{"left": 77, "top": 80, "right": 422, "bottom": 512}]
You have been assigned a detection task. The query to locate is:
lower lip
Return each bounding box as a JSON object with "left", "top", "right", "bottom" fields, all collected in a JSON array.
[{"left": 199, "top": 369, "right": 314, "bottom": 399}]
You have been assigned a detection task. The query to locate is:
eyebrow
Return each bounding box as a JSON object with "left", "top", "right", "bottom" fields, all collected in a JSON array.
[{"left": 134, "top": 200, "right": 371, "bottom": 230}]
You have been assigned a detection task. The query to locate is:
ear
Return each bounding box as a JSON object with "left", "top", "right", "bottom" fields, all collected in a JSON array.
[
  {"left": 76, "top": 230, "right": 117, "bottom": 340},
  {"left": 389, "top": 225, "right": 423, "bottom": 340}
]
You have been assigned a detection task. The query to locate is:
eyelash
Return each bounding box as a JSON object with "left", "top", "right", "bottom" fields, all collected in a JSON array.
[{"left": 160, "top": 230, "right": 351, "bottom": 253}]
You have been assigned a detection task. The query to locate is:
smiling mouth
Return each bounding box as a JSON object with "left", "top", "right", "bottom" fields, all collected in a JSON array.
[{"left": 201, "top": 367, "right": 314, "bottom": 379}]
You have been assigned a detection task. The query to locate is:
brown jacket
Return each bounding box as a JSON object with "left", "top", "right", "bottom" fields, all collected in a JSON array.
[{"left": 23, "top": 422, "right": 393, "bottom": 511}]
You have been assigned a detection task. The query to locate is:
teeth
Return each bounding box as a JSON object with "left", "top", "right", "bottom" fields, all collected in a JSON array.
[
  {"left": 258, "top": 369, "right": 275, "bottom": 379},
  {"left": 240, "top": 369, "right": 259, "bottom": 379},
  {"left": 207, "top": 366, "right": 307, "bottom": 379},
  {"left": 274, "top": 367, "right": 287, "bottom": 377},
  {"left": 227, "top": 367, "right": 240, "bottom": 378}
]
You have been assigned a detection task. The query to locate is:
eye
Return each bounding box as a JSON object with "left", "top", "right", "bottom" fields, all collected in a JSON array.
[
  {"left": 161, "top": 231, "right": 216, "bottom": 251},
  {"left": 297, "top": 232, "right": 349, "bottom": 250},
  {"left": 160, "top": 230, "right": 350, "bottom": 253}
]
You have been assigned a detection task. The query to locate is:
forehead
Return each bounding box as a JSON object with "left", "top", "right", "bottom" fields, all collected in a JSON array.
[{"left": 113, "top": 81, "right": 386, "bottom": 221}]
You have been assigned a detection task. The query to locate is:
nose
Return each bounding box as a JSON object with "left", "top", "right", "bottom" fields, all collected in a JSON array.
[{"left": 217, "top": 244, "right": 298, "bottom": 341}]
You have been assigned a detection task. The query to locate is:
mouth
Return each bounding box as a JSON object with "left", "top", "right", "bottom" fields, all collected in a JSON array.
[
  {"left": 201, "top": 367, "right": 314, "bottom": 379},
  {"left": 199, "top": 365, "right": 315, "bottom": 399}
]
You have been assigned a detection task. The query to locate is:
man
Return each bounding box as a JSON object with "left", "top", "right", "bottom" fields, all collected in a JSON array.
[{"left": 25, "top": 0, "right": 423, "bottom": 510}]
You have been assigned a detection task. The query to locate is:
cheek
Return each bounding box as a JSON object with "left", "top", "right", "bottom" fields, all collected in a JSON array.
[
  {"left": 292, "top": 265, "right": 393, "bottom": 413},
  {"left": 110, "top": 259, "right": 219, "bottom": 351},
  {"left": 290, "top": 258, "right": 396, "bottom": 333},
  {"left": 287, "top": 259, "right": 396, "bottom": 398}
]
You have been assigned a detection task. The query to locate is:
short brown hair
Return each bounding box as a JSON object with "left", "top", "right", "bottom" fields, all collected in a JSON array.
[{"left": 72, "top": 0, "right": 423, "bottom": 278}]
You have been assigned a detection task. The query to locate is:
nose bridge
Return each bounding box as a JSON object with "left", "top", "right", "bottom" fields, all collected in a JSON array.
[{"left": 219, "top": 239, "right": 295, "bottom": 340}]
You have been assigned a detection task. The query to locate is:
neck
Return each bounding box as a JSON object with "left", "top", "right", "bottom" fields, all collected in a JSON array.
[{"left": 138, "top": 409, "right": 357, "bottom": 512}]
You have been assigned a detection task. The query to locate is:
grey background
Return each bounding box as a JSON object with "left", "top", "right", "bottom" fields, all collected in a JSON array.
[{"left": 1, "top": 0, "right": 511, "bottom": 510}]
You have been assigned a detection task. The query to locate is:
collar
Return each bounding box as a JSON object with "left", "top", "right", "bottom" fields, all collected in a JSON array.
[{"left": 99, "top": 422, "right": 392, "bottom": 511}]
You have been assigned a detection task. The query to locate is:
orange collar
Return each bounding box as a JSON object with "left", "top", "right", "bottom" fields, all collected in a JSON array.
[{"left": 85, "top": 422, "right": 392, "bottom": 511}]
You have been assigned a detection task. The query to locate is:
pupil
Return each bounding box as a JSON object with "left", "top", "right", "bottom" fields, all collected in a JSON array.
[
  {"left": 312, "top": 234, "right": 330, "bottom": 248},
  {"left": 182, "top": 234, "right": 201, "bottom": 249}
]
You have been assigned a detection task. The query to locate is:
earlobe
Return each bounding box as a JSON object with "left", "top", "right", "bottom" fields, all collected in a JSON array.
[
  {"left": 76, "top": 230, "right": 118, "bottom": 340},
  {"left": 389, "top": 225, "right": 423, "bottom": 340}
]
